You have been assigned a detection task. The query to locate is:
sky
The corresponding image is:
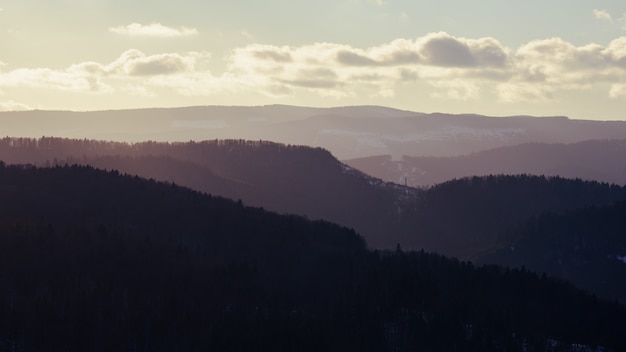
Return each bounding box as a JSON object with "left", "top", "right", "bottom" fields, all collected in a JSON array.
[{"left": 1, "top": 0, "right": 626, "bottom": 120}]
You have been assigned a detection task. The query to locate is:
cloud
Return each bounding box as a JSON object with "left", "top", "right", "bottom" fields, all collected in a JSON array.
[
  {"left": 234, "top": 33, "right": 508, "bottom": 72},
  {"left": 592, "top": 9, "right": 626, "bottom": 31},
  {"left": 0, "top": 100, "right": 32, "bottom": 111},
  {"left": 593, "top": 9, "right": 612, "bottom": 21},
  {"left": 374, "top": 88, "right": 394, "bottom": 98},
  {"left": 221, "top": 33, "right": 513, "bottom": 100},
  {"left": 3, "top": 33, "right": 626, "bottom": 105},
  {"left": 420, "top": 35, "right": 475, "bottom": 67},
  {"left": 0, "top": 50, "right": 207, "bottom": 93},
  {"left": 109, "top": 23, "right": 198, "bottom": 37},
  {"left": 430, "top": 80, "right": 480, "bottom": 100},
  {"left": 278, "top": 68, "right": 341, "bottom": 89},
  {"left": 497, "top": 82, "right": 554, "bottom": 103},
  {"left": 146, "top": 72, "right": 242, "bottom": 96},
  {"left": 493, "top": 36, "right": 626, "bottom": 102},
  {"left": 245, "top": 45, "right": 293, "bottom": 63},
  {"left": 336, "top": 50, "right": 379, "bottom": 66},
  {"left": 609, "top": 83, "right": 626, "bottom": 98},
  {"left": 418, "top": 33, "right": 509, "bottom": 68},
  {"left": 106, "top": 49, "right": 199, "bottom": 76},
  {"left": 332, "top": 33, "right": 509, "bottom": 68},
  {"left": 0, "top": 67, "right": 111, "bottom": 92}
]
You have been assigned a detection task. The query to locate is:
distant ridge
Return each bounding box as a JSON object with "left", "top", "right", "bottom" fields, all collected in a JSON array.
[
  {"left": 345, "top": 139, "right": 626, "bottom": 187},
  {"left": 2, "top": 137, "right": 626, "bottom": 304},
  {"left": 3, "top": 105, "right": 626, "bottom": 159}
]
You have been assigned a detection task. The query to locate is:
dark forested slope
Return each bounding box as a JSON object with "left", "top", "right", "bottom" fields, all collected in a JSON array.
[
  {"left": 481, "top": 200, "right": 626, "bottom": 302},
  {"left": 2, "top": 138, "right": 626, "bottom": 259},
  {"left": 0, "top": 137, "right": 416, "bottom": 249},
  {"left": 0, "top": 163, "right": 624, "bottom": 351},
  {"left": 399, "top": 175, "right": 626, "bottom": 259}
]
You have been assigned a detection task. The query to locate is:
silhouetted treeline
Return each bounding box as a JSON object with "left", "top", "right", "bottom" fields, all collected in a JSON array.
[
  {"left": 0, "top": 137, "right": 416, "bottom": 250},
  {"left": 482, "top": 200, "right": 626, "bottom": 302},
  {"left": 400, "top": 174, "right": 626, "bottom": 259},
  {"left": 0, "top": 163, "right": 624, "bottom": 351},
  {"left": 2, "top": 137, "right": 625, "bottom": 255},
  {"left": 3, "top": 137, "right": 626, "bottom": 305}
]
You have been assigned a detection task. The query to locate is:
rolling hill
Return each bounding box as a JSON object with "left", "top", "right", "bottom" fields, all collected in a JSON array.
[
  {"left": 480, "top": 200, "right": 626, "bottom": 302},
  {"left": 345, "top": 139, "right": 626, "bottom": 187},
  {"left": 4, "top": 105, "right": 626, "bottom": 160},
  {"left": 0, "top": 163, "right": 623, "bottom": 351}
]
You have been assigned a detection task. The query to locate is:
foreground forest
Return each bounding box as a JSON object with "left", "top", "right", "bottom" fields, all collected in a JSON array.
[
  {"left": 0, "top": 163, "right": 624, "bottom": 351},
  {"left": 2, "top": 137, "right": 626, "bottom": 303}
]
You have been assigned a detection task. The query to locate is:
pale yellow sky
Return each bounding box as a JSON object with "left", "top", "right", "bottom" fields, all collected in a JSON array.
[{"left": 1, "top": 0, "right": 626, "bottom": 120}]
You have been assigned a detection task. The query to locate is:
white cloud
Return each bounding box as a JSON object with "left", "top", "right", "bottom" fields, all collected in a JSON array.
[
  {"left": 109, "top": 23, "right": 198, "bottom": 37},
  {"left": 609, "top": 83, "right": 626, "bottom": 98},
  {"left": 430, "top": 80, "right": 481, "bottom": 100},
  {"left": 417, "top": 33, "right": 509, "bottom": 67},
  {"left": 374, "top": 88, "right": 394, "bottom": 98},
  {"left": 230, "top": 33, "right": 509, "bottom": 73},
  {"left": 0, "top": 50, "right": 208, "bottom": 94},
  {"left": 593, "top": 9, "right": 612, "bottom": 21},
  {"left": 106, "top": 49, "right": 201, "bottom": 76},
  {"left": 496, "top": 36, "right": 626, "bottom": 103},
  {"left": 497, "top": 82, "right": 554, "bottom": 103},
  {"left": 147, "top": 72, "right": 243, "bottom": 96},
  {"left": 222, "top": 33, "right": 513, "bottom": 99},
  {"left": 0, "top": 67, "right": 111, "bottom": 92},
  {"left": 3, "top": 33, "right": 626, "bottom": 106},
  {"left": 0, "top": 100, "right": 33, "bottom": 111},
  {"left": 121, "top": 84, "right": 156, "bottom": 97}
]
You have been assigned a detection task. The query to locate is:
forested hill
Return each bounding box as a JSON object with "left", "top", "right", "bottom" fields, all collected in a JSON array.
[
  {"left": 400, "top": 174, "right": 626, "bottom": 259},
  {"left": 0, "top": 161, "right": 366, "bottom": 274},
  {"left": 0, "top": 163, "right": 624, "bottom": 351},
  {"left": 3, "top": 137, "right": 626, "bottom": 255},
  {"left": 0, "top": 137, "right": 417, "bottom": 249},
  {"left": 5, "top": 106, "right": 626, "bottom": 160},
  {"left": 481, "top": 200, "right": 626, "bottom": 302},
  {"left": 344, "top": 139, "right": 626, "bottom": 187}
]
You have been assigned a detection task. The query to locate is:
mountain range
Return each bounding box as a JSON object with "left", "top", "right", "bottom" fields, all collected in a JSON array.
[
  {"left": 345, "top": 139, "right": 626, "bottom": 187},
  {"left": 2, "top": 105, "right": 626, "bottom": 350},
  {"left": 0, "top": 162, "right": 624, "bottom": 351},
  {"left": 4, "top": 105, "right": 626, "bottom": 160},
  {"left": 2, "top": 136, "right": 626, "bottom": 304}
]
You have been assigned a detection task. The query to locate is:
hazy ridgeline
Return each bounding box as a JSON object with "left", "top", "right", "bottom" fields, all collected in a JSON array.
[
  {"left": 1, "top": 136, "right": 626, "bottom": 306},
  {"left": 4, "top": 106, "right": 626, "bottom": 160},
  {"left": 346, "top": 139, "right": 626, "bottom": 187}
]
